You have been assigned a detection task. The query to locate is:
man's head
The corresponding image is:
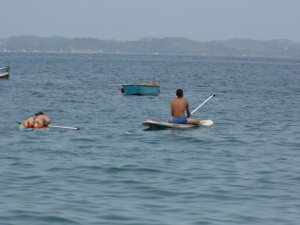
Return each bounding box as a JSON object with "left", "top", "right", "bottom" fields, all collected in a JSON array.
[
  {"left": 176, "top": 89, "right": 183, "bottom": 97},
  {"left": 35, "top": 111, "right": 44, "bottom": 116}
]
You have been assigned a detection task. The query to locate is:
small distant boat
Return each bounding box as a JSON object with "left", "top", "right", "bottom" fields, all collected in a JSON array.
[
  {"left": 121, "top": 81, "right": 160, "bottom": 96},
  {"left": 0, "top": 64, "right": 9, "bottom": 79}
]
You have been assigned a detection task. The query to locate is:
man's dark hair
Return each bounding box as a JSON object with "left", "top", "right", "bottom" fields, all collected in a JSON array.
[
  {"left": 176, "top": 89, "right": 183, "bottom": 97},
  {"left": 35, "top": 111, "right": 44, "bottom": 116}
]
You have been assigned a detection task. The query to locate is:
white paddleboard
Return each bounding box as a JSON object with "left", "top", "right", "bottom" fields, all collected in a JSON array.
[{"left": 143, "top": 119, "right": 213, "bottom": 129}]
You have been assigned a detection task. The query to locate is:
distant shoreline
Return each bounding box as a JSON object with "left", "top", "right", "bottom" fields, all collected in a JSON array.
[
  {"left": 1, "top": 36, "right": 300, "bottom": 58},
  {"left": 1, "top": 50, "right": 300, "bottom": 60}
]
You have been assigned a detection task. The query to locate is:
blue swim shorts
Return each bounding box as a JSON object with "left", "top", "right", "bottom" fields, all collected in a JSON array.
[{"left": 172, "top": 116, "right": 188, "bottom": 124}]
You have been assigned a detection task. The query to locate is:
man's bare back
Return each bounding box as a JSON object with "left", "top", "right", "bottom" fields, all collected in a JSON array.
[{"left": 171, "top": 97, "right": 191, "bottom": 118}]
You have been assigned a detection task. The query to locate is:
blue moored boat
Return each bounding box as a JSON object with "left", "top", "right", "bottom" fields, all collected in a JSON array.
[
  {"left": 0, "top": 64, "right": 9, "bottom": 79},
  {"left": 121, "top": 81, "right": 160, "bottom": 96}
]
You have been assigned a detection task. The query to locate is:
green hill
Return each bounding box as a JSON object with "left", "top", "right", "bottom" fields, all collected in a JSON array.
[{"left": 1, "top": 36, "right": 299, "bottom": 58}]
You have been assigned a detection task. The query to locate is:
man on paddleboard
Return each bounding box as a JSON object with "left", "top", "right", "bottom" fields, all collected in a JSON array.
[
  {"left": 22, "top": 111, "right": 51, "bottom": 128},
  {"left": 168, "top": 89, "right": 200, "bottom": 127}
]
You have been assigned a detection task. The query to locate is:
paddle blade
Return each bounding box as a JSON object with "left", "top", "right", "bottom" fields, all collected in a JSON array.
[{"left": 200, "top": 120, "right": 214, "bottom": 126}]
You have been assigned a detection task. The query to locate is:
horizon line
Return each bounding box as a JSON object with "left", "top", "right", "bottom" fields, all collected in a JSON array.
[{"left": 1, "top": 35, "right": 299, "bottom": 44}]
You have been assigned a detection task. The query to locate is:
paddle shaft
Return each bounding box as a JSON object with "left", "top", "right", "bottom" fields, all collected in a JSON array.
[
  {"left": 49, "top": 125, "right": 79, "bottom": 130},
  {"left": 191, "top": 94, "right": 215, "bottom": 115}
]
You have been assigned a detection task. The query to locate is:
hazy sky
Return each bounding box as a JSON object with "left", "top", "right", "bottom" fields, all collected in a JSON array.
[{"left": 1, "top": 0, "right": 299, "bottom": 42}]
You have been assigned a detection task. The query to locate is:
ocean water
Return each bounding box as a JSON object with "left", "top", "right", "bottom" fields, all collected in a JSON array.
[{"left": 0, "top": 53, "right": 299, "bottom": 225}]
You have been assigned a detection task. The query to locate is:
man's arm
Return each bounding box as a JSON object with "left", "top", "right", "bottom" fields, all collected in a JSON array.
[
  {"left": 186, "top": 101, "right": 191, "bottom": 117},
  {"left": 171, "top": 103, "right": 174, "bottom": 117}
]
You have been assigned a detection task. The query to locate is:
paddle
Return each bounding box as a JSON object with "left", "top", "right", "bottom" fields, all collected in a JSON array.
[
  {"left": 48, "top": 125, "right": 80, "bottom": 130},
  {"left": 191, "top": 94, "right": 215, "bottom": 115}
]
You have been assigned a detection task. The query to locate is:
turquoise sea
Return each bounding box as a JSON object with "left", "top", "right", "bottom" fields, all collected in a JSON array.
[{"left": 0, "top": 53, "right": 299, "bottom": 225}]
